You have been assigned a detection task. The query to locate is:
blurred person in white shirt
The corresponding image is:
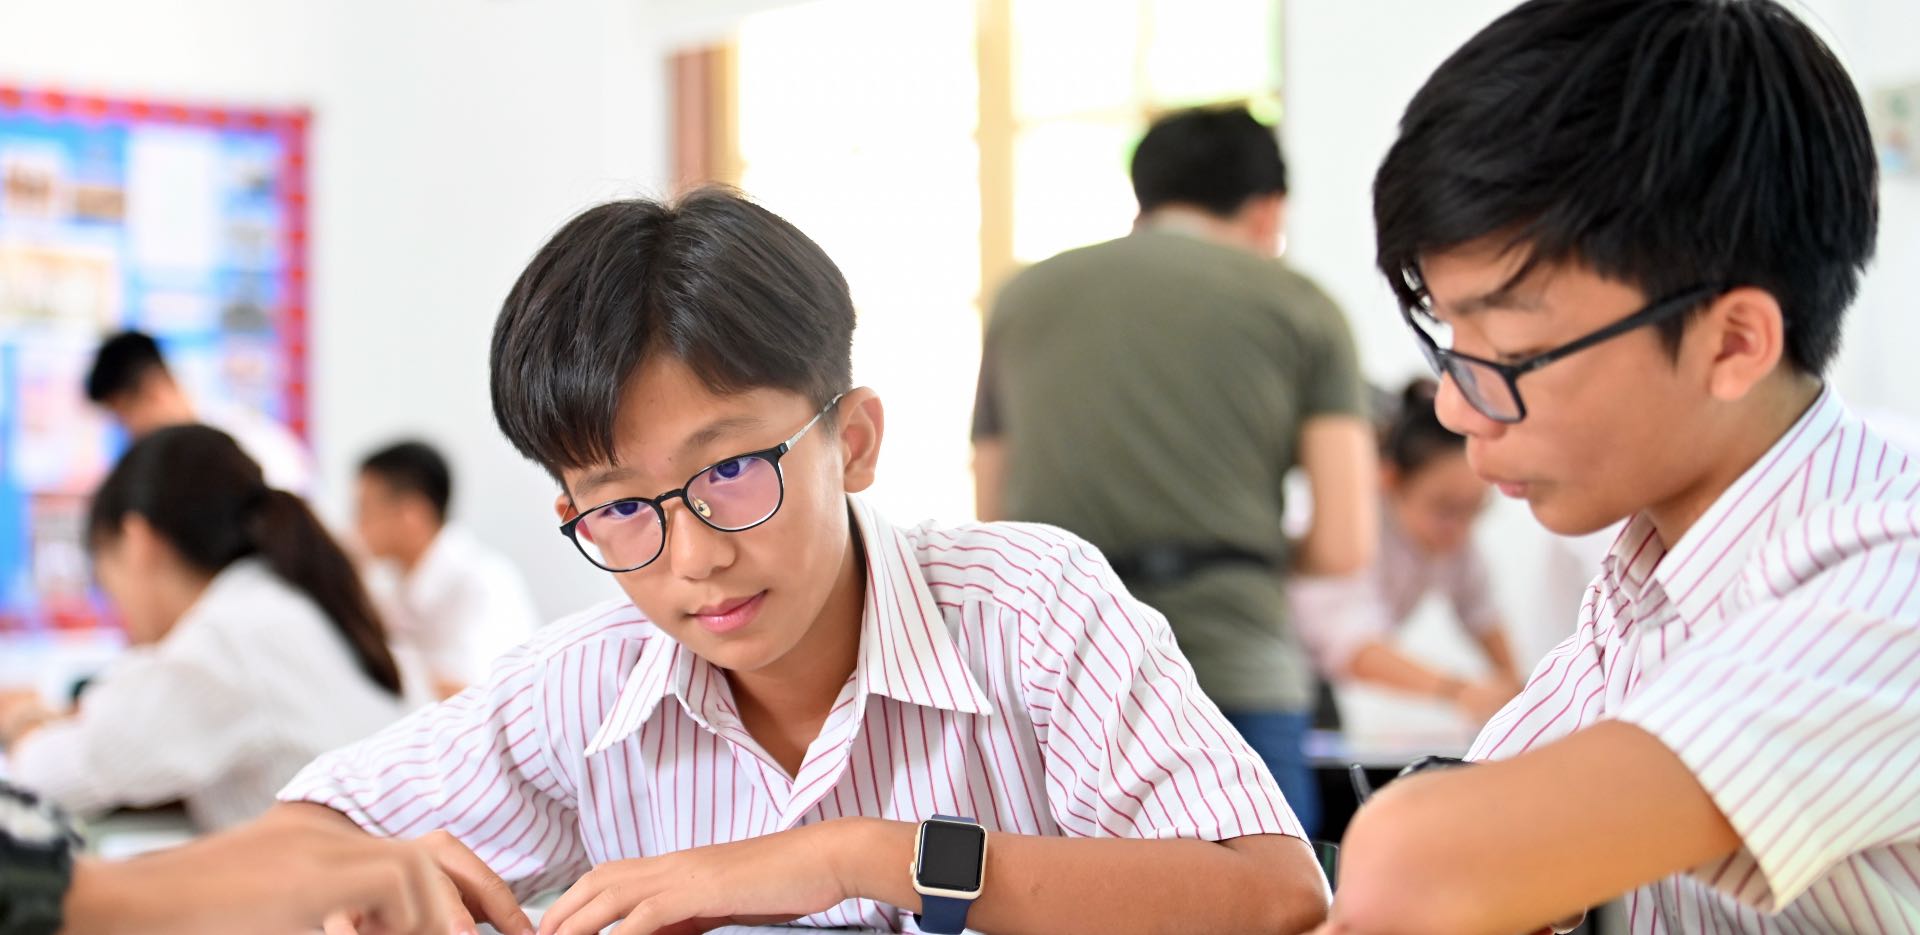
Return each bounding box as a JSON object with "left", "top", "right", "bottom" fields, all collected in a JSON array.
[
  {"left": 0, "top": 425, "right": 411, "bottom": 831},
  {"left": 354, "top": 440, "right": 538, "bottom": 699},
  {"left": 1291, "top": 379, "right": 1523, "bottom": 724},
  {"left": 84, "top": 330, "right": 313, "bottom": 495}
]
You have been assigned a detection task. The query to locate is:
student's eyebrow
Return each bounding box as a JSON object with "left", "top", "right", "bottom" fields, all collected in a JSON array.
[
  {"left": 575, "top": 464, "right": 639, "bottom": 501},
  {"left": 1447, "top": 287, "right": 1544, "bottom": 317},
  {"left": 677, "top": 415, "right": 767, "bottom": 460},
  {"left": 574, "top": 414, "right": 771, "bottom": 501}
]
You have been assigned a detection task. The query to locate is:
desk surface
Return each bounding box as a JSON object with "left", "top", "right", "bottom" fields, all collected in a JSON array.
[
  {"left": 1306, "top": 728, "right": 1472, "bottom": 770},
  {"left": 87, "top": 805, "right": 197, "bottom": 860}
]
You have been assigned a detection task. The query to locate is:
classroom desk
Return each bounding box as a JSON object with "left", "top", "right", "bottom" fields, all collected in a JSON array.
[
  {"left": 87, "top": 804, "right": 197, "bottom": 859},
  {"left": 1308, "top": 727, "right": 1471, "bottom": 843}
]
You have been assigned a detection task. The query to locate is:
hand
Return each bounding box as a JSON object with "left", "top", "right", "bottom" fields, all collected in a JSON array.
[
  {"left": 1452, "top": 677, "right": 1519, "bottom": 722},
  {"left": 66, "top": 819, "right": 463, "bottom": 935},
  {"left": 0, "top": 688, "right": 56, "bottom": 748},
  {"left": 538, "top": 820, "right": 860, "bottom": 935},
  {"left": 318, "top": 829, "right": 534, "bottom": 935}
]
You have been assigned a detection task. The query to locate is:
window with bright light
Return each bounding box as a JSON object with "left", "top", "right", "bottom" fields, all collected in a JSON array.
[{"left": 718, "top": 0, "right": 1281, "bottom": 525}]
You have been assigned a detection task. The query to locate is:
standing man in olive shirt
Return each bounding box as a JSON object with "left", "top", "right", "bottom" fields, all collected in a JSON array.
[{"left": 972, "top": 105, "right": 1377, "bottom": 835}]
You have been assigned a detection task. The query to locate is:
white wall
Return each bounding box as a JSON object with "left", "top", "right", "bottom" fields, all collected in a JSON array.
[
  {"left": 306, "top": 0, "right": 665, "bottom": 619},
  {"left": 0, "top": 0, "right": 673, "bottom": 620}
]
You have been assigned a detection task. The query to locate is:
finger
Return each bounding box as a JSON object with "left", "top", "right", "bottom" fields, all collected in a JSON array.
[
  {"left": 433, "top": 862, "right": 482, "bottom": 935},
  {"left": 536, "top": 876, "right": 605, "bottom": 935},
  {"left": 609, "top": 894, "right": 708, "bottom": 935},
  {"left": 324, "top": 911, "right": 366, "bottom": 935},
  {"left": 424, "top": 832, "right": 533, "bottom": 935},
  {"left": 552, "top": 890, "right": 642, "bottom": 935}
]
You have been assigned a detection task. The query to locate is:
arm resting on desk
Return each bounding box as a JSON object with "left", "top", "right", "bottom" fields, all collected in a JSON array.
[{"left": 1326, "top": 721, "right": 1737, "bottom": 935}]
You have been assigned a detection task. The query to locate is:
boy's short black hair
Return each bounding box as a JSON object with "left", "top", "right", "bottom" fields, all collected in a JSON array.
[
  {"left": 1131, "top": 105, "right": 1288, "bottom": 217},
  {"left": 86, "top": 331, "right": 168, "bottom": 403},
  {"left": 490, "top": 188, "right": 855, "bottom": 480},
  {"left": 360, "top": 440, "right": 453, "bottom": 522},
  {"left": 1374, "top": 0, "right": 1877, "bottom": 375}
]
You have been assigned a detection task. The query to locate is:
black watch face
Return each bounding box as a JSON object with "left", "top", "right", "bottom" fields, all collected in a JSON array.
[{"left": 916, "top": 819, "right": 986, "bottom": 891}]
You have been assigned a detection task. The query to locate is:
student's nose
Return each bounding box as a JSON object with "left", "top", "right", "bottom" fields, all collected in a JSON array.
[
  {"left": 1434, "top": 373, "right": 1509, "bottom": 442},
  {"left": 661, "top": 500, "right": 738, "bottom": 581}
]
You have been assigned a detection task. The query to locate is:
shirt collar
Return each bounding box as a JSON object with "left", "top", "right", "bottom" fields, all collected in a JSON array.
[
  {"left": 1608, "top": 387, "right": 1848, "bottom": 624},
  {"left": 585, "top": 495, "right": 989, "bottom": 757}
]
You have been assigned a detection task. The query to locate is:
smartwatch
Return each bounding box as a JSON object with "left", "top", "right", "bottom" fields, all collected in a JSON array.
[
  {"left": 910, "top": 815, "right": 987, "bottom": 934},
  {"left": 0, "top": 782, "right": 83, "bottom": 935}
]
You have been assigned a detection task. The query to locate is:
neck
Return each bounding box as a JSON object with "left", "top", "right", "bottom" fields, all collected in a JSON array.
[
  {"left": 145, "top": 566, "right": 217, "bottom": 645},
  {"left": 1645, "top": 376, "right": 1824, "bottom": 547},
  {"left": 1139, "top": 205, "right": 1259, "bottom": 253},
  {"left": 726, "top": 528, "right": 867, "bottom": 721},
  {"left": 397, "top": 527, "right": 441, "bottom": 575}
]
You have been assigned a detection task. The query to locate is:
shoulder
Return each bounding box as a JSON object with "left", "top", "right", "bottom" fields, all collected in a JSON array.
[
  {"left": 503, "top": 599, "right": 661, "bottom": 670},
  {"left": 990, "top": 238, "right": 1133, "bottom": 314},
  {"left": 908, "top": 519, "right": 1111, "bottom": 604},
  {"left": 906, "top": 519, "right": 1167, "bottom": 660}
]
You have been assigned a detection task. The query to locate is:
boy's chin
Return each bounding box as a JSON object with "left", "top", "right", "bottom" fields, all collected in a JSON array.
[{"left": 1529, "top": 495, "right": 1629, "bottom": 538}]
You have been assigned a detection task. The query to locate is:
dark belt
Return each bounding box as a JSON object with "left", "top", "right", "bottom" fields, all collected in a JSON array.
[{"left": 1105, "top": 542, "right": 1274, "bottom": 588}]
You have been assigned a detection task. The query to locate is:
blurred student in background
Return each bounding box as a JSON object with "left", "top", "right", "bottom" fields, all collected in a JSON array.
[
  {"left": 1291, "top": 379, "right": 1522, "bottom": 725},
  {"left": 354, "top": 440, "right": 538, "bottom": 698},
  {"left": 0, "top": 425, "right": 413, "bottom": 830},
  {"left": 972, "top": 105, "right": 1376, "bottom": 836},
  {"left": 84, "top": 330, "right": 312, "bottom": 494}
]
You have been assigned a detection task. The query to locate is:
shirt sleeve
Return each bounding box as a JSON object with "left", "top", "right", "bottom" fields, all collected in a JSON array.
[
  {"left": 278, "top": 645, "right": 589, "bottom": 901},
  {"left": 1466, "top": 577, "right": 1609, "bottom": 763},
  {"left": 1614, "top": 585, "right": 1920, "bottom": 912},
  {"left": 8, "top": 650, "right": 259, "bottom": 819},
  {"left": 1448, "top": 545, "right": 1505, "bottom": 637},
  {"left": 1289, "top": 572, "right": 1397, "bottom": 675},
  {"left": 1019, "top": 533, "right": 1305, "bottom": 844},
  {"left": 1290, "top": 274, "right": 1368, "bottom": 420}
]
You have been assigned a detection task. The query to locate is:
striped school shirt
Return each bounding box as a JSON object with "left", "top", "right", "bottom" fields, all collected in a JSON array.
[
  {"left": 1469, "top": 389, "right": 1920, "bottom": 932},
  {"left": 281, "top": 496, "right": 1301, "bottom": 930}
]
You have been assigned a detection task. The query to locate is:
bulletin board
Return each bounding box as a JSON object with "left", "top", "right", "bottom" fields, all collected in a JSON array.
[{"left": 0, "top": 85, "right": 309, "bottom": 631}]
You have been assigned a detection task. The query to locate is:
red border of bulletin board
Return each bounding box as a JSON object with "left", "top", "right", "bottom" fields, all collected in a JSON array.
[{"left": 0, "top": 84, "right": 310, "bottom": 631}]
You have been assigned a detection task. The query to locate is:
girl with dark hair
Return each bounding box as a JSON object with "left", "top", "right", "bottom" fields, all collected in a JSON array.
[
  {"left": 1292, "top": 379, "right": 1524, "bottom": 723},
  {"left": 0, "top": 425, "right": 414, "bottom": 830}
]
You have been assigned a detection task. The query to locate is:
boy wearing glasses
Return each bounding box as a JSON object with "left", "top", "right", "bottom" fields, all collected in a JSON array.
[
  {"left": 1322, "top": 0, "right": 1920, "bottom": 933},
  {"left": 264, "top": 191, "right": 1328, "bottom": 935}
]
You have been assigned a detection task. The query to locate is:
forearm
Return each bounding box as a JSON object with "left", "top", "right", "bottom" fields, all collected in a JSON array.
[
  {"left": 262, "top": 799, "right": 367, "bottom": 833},
  {"left": 63, "top": 859, "right": 157, "bottom": 935},
  {"left": 1474, "top": 629, "right": 1522, "bottom": 684},
  {"left": 972, "top": 440, "right": 1007, "bottom": 522},
  {"left": 1346, "top": 643, "right": 1465, "bottom": 702},
  {"left": 837, "top": 820, "right": 1326, "bottom": 935}
]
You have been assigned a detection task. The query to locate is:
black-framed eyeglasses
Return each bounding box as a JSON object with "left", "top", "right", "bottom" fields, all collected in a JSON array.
[
  {"left": 1401, "top": 284, "right": 1726, "bottom": 424},
  {"left": 558, "top": 393, "right": 845, "bottom": 573}
]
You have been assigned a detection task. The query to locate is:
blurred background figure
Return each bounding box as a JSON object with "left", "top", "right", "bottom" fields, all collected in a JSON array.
[
  {"left": 1292, "top": 379, "right": 1523, "bottom": 728},
  {"left": 355, "top": 439, "right": 539, "bottom": 699},
  {"left": 0, "top": 425, "right": 411, "bottom": 830},
  {"left": 971, "top": 104, "right": 1378, "bottom": 836},
  {"left": 85, "top": 330, "right": 314, "bottom": 495}
]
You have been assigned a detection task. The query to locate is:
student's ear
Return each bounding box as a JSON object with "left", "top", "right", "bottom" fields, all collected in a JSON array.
[
  {"left": 834, "top": 387, "right": 885, "bottom": 494},
  {"left": 1694, "top": 286, "right": 1788, "bottom": 402},
  {"left": 553, "top": 492, "right": 579, "bottom": 525}
]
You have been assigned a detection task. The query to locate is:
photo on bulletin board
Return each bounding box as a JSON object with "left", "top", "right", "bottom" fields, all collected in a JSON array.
[
  {"left": 0, "top": 86, "right": 309, "bottom": 632},
  {"left": 1872, "top": 80, "right": 1920, "bottom": 178}
]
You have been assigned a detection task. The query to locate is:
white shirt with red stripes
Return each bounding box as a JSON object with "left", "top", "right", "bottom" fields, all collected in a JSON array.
[
  {"left": 1470, "top": 388, "right": 1920, "bottom": 932},
  {"left": 281, "top": 496, "right": 1302, "bottom": 930}
]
